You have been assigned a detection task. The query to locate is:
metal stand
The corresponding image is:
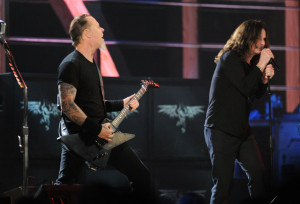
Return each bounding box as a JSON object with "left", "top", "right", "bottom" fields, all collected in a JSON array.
[
  {"left": 267, "top": 77, "right": 273, "bottom": 180},
  {"left": 0, "top": 37, "right": 29, "bottom": 196},
  {"left": 267, "top": 77, "right": 273, "bottom": 174}
]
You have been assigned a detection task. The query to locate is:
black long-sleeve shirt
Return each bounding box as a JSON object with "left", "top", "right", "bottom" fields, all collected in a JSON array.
[{"left": 204, "top": 50, "right": 267, "bottom": 138}]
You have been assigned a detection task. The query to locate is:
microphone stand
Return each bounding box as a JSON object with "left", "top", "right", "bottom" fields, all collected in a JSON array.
[
  {"left": 267, "top": 76, "right": 273, "bottom": 186},
  {"left": 266, "top": 59, "right": 280, "bottom": 197},
  {"left": 0, "top": 37, "right": 29, "bottom": 196}
]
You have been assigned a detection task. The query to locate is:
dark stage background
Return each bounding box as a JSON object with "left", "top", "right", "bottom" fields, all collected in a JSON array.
[
  {"left": 0, "top": 73, "right": 212, "bottom": 198},
  {"left": 0, "top": 0, "right": 300, "bottom": 203}
]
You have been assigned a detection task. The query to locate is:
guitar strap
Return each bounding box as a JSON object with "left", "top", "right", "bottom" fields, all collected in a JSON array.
[
  {"left": 95, "top": 63, "right": 106, "bottom": 103},
  {"left": 57, "top": 62, "right": 105, "bottom": 137}
]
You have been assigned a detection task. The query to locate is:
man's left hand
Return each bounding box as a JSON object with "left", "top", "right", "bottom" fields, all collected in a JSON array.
[
  {"left": 123, "top": 94, "right": 139, "bottom": 112},
  {"left": 262, "top": 64, "right": 275, "bottom": 84}
]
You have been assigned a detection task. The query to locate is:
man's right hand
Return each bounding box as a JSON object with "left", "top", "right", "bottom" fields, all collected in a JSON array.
[
  {"left": 98, "top": 122, "right": 114, "bottom": 141},
  {"left": 257, "top": 48, "right": 275, "bottom": 72}
]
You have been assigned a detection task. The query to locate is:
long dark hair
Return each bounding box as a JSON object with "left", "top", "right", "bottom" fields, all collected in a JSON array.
[{"left": 214, "top": 19, "right": 269, "bottom": 65}]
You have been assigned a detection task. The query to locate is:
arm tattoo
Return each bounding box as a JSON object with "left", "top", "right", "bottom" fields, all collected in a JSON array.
[{"left": 59, "top": 82, "right": 87, "bottom": 126}]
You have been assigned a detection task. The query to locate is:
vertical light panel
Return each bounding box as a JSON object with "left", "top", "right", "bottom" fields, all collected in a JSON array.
[
  {"left": 285, "top": 0, "right": 300, "bottom": 113},
  {"left": 49, "top": 0, "right": 119, "bottom": 77},
  {"left": 182, "top": 0, "right": 198, "bottom": 79},
  {"left": 0, "top": 0, "right": 5, "bottom": 73}
]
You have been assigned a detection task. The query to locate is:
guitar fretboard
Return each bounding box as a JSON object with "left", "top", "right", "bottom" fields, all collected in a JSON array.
[{"left": 111, "top": 85, "right": 148, "bottom": 128}]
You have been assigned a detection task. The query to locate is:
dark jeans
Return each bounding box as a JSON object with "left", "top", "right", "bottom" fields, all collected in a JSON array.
[
  {"left": 204, "top": 127, "right": 266, "bottom": 204},
  {"left": 55, "top": 142, "right": 154, "bottom": 202}
]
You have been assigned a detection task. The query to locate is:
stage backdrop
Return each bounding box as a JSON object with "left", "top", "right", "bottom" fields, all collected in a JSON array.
[{"left": 0, "top": 73, "right": 212, "bottom": 195}]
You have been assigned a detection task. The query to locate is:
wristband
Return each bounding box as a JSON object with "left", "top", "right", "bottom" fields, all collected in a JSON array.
[{"left": 82, "top": 117, "right": 102, "bottom": 137}]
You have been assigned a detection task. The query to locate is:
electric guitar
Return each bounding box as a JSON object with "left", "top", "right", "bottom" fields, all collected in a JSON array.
[{"left": 60, "top": 80, "right": 160, "bottom": 169}]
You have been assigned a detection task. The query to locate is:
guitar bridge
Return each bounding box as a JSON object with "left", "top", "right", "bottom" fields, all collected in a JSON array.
[{"left": 93, "top": 151, "right": 108, "bottom": 161}]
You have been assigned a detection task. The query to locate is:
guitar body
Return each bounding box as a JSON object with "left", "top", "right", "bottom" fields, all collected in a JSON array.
[
  {"left": 60, "top": 129, "right": 135, "bottom": 169},
  {"left": 59, "top": 80, "right": 159, "bottom": 170}
]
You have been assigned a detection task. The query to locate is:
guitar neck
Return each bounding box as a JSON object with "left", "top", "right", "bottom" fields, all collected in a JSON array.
[{"left": 111, "top": 85, "right": 148, "bottom": 128}]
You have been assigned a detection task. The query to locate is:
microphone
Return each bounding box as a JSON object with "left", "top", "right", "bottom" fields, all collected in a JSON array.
[
  {"left": 0, "top": 20, "right": 6, "bottom": 36},
  {"left": 269, "top": 58, "right": 280, "bottom": 72}
]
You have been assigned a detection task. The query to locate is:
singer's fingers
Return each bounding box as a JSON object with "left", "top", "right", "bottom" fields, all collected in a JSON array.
[
  {"left": 265, "top": 65, "right": 273, "bottom": 74},
  {"left": 265, "top": 68, "right": 274, "bottom": 78},
  {"left": 265, "top": 48, "right": 275, "bottom": 58},
  {"left": 262, "top": 48, "right": 274, "bottom": 58},
  {"left": 258, "top": 49, "right": 273, "bottom": 68},
  {"left": 266, "top": 65, "right": 274, "bottom": 72}
]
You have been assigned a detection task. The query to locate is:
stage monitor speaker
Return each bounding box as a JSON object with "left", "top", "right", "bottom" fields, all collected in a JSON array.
[
  {"left": 3, "top": 186, "right": 38, "bottom": 204},
  {"left": 33, "top": 184, "right": 133, "bottom": 204},
  {"left": 34, "top": 184, "right": 82, "bottom": 204}
]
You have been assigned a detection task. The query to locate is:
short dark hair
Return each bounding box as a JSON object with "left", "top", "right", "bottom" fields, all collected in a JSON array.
[{"left": 69, "top": 14, "right": 90, "bottom": 47}]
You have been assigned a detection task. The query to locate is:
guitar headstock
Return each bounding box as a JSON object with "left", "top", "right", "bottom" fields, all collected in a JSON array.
[{"left": 141, "top": 80, "right": 160, "bottom": 88}]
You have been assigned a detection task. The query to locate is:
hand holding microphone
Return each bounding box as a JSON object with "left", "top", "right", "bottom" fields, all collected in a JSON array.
[
  {"left": 262, "top": 64, "right": 275, "bottom": 83},
  {"left": 257, "top": 48, "right": 280, "bottom": 72},
  {"left": 268, "top": 58, "right": 280, "bottom": 72},
  {"left": 257, "top": 48, "right": 278, "bottom": 84},
  {"left": 257, "top": 48, "right": 275, "bottom": 71}
]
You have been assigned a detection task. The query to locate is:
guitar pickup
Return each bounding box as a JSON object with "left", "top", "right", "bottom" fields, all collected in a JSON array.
[{"left": 93, "top": 151, "right": 108, "bottom": 161}]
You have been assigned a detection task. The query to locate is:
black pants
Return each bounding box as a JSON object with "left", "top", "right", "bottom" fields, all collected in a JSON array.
[
  {"left": 204, "top": 127, "right": 266, "bottom": 204},
  {"left": 55, "top": 142, "right": 154, "bottom": 202}
]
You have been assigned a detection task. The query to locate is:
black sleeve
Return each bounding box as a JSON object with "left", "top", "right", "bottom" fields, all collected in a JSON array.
[
  {"left": 81, "top": 117, "right": 102, "bottom": 140},
  {"left": 255, "top": 81, "right": 268, "bottom": 99},
  {"left": 105, "top": 100, "right": 124, "bottom": 112},
  {"left": 222, "top": 53, "right": 263, "bottom": 97},
  {"left": 57, "top": 61, "right": 79, "bottom": 88}
]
